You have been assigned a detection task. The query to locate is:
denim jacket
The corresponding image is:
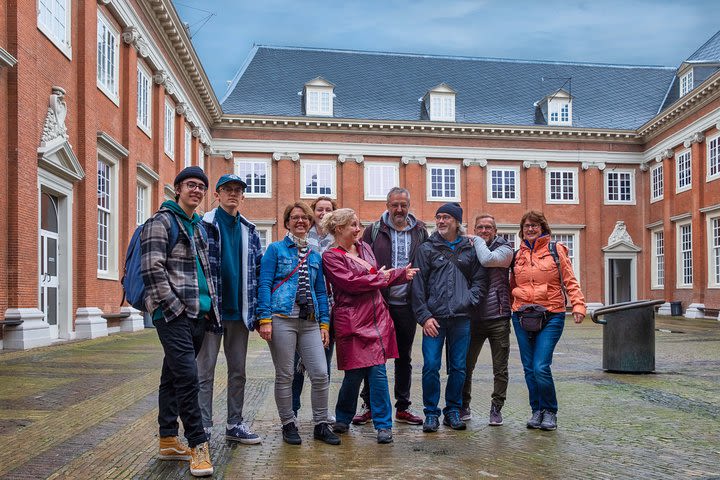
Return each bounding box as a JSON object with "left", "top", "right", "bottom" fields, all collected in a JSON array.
[{"left": 257, "top": 236, "right": 330, "bottom": 327}]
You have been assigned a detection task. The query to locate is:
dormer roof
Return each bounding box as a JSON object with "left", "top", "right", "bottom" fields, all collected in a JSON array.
[{"left": 304, "top": 76, "right": 335, "bottom": 88}]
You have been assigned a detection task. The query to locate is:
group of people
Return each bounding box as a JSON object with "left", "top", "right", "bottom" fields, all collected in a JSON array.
[{"left": 140, "top": 166, "right": 586, "bottom": 477}]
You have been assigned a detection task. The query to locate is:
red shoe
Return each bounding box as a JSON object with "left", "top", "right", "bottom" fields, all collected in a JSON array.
[
  {"left": 395, "top": 409, "right": 423, "bottom": 425},
  {"left": 351, "top": 406, "right": 372, "bottom": 425}
]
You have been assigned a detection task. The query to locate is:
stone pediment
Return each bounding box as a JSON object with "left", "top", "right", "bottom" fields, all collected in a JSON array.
[
  {"left": 38, "top": 137, "right": 85, "bottom": 183},
  {"left": 602, "top": 220, "right": 641, "bottom": 253}
]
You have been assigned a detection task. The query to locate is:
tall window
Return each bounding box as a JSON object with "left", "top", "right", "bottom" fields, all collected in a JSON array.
[
  {"left": 301, "top": 161, "right": 335, "bottom": 198},
  {"left": 136, "top": 184, "right": 147, "bottom": 226},
  {"left": 708, "top": 135, "right": 720, "bottom": 180},
  {"left": 364, "top": 163, "right": 399, "bottom": 200},
  {"left": 680, "top": 70, "right": 694, "bottom": 97},
  {"left": 547, "top": 168, "right": 577, "bottom": 203},
  {"left": 678, "top": 223, "right": 693, "bottom": 287},
  {"left": 650, "top": 164, "right": 664, "bottom": 201},
  {"left": 137, "top": 64, "right": 152, "bottom": 134},
  {"left": 97, "top": 11, "right": 119, "bottom": 101},
  {"left": 97, "top": 160, "right": 111, "bottom": 273},
  {"left": 184, "top": 127, "right": 192, "bottom": 168},
  {"left": 605, "top": 170, "right": 634, "bottom": 204},
  {"left": 708, "top": 217, "right": 720, "bottom": 287},
  {"left": 427, "top": 165, "right": 460, "bottom": 201},
  {"left": 255, "top": 228, "right": 271, "bottom": 253},
  {"left": 652, "top": 230, "right": 664, "bottom": 288},
  {"left": 235, "top": 159, "right": 270, "bottom": 197},
  {"left": 552, "top": 233, "right": 579, "bottom": 275},
  {"left": 164, "top": 100, "right": 175, "bottom": 159},
  {"left": 488, "top": 167, "right": 519, "bottom": 202},
  {"left": 676, "top": 150, "right": 691, "bottom": 192},
  {"left": 38, "top": 0, "right": 71, "bottom": 56}
]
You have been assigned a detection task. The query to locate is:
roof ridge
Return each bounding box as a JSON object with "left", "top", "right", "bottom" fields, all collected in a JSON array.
[
  {"left": 253, "top": 44, "right": 675, "bottom": 70},
  {"left": 685, "top": 29, "right": 720, "bottom": 62}
]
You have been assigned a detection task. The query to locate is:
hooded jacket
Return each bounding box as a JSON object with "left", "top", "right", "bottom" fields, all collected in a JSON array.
[
  {"left": 411, "top": 231, "right": 488, "bottom": 324},
  {"left": 473, "top": 235, "right": 513, "bottom": 320}
]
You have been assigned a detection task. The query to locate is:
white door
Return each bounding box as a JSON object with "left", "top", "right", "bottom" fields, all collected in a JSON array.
[{"left": 40, "top": 193, "right": 60, "bottom": 339}]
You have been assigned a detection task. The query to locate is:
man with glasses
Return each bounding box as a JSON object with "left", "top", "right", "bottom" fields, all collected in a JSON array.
[
  {"left": 351, "top": 187, "right": 428, "bottom": 426},
  {"left": 461, "top": 214, "right": 513, "bottom": 426},
  {"left": 198, "top": 174, "right": 263, "bottom": 445},
  {"left": 141, "top": 166, "right": 219, "bottom": 477},
  {"left": 411, "top": 202, "right": 488, "bottom": 432}
]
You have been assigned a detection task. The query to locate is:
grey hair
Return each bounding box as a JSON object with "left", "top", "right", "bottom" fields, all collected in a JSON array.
[{"left": 386, "top": 187, "right": 410, "bottom": 203}]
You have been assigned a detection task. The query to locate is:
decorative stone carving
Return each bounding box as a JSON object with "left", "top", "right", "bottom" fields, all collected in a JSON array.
[
  {"left": 607, "top": 220, "right": 634, "bottom": 247},
  {"left": 272, "top": 152, "right": 300, "bottom": 162},
  {"left": 135, "top": 37, "right": 150, "bottom": 58},
  {"left": 192, "top": 127, "right": 201, "bottom": 138},
  {"left": 122, "top": 27, "right": 140, "bottom": 45},
  {"left": 41, "top": 87, "right": 69, "bottom": 147},
  {"left": 639, "top": 163, "right": 650, "bottom": 172},
  {"left": 581, "top": 161, "right": 606, "bottom": 171},
  {"left": 338, "top": 154, "right": 364, "bottom": 164},
  {"left": 655, "top": 148, "right": 674, "bottom": 163},
  {"left": 96, "top": 0, "right": 111, "bottom": 5},
  {"left": 523, "top": 160, "right": 547, "bottom": 169},
  {"left": 164, "top": 80, "right": 176, "bottom": 96},
  {"left": 401, "top": 156, "right": 426, "bottom": 165},
  {"left": 462, "top": 158, "right": 487, "bottom": 167},
  {"left": 683, "top": 132, "right": 705, "bottom": 148},
  {"left": 203, "top": 145, "right": 213, "bottom": 155},
  {"left": 175, "top": 102, "right": 188, "bottom": 116},
  {"left": 153, "top": 70, "right": 168, "bottom": 85}
]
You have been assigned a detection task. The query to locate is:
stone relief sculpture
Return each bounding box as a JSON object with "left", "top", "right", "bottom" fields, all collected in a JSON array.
[
  {"left": 608, "top": 220, "right": 634, "bottom": 246},
  {"left": 41, "top": 86, "right": 69, "bottom": 146}
]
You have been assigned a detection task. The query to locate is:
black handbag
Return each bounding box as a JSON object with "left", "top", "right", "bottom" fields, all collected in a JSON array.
[{"left": 517, "top": 304, "right": 548, "bottom": 332}]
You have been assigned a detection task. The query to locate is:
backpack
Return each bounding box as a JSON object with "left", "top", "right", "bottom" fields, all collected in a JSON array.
[
  {"left": 370, "top": 220, "right": 381, "bottom": 243},
  {"left": 121, "top": 214, "right": 180, "bottom": 311}
]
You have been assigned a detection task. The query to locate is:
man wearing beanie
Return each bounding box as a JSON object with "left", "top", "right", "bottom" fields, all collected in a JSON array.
[
  {"left": 411, "top": 202, "right": 488, "bottom": 433},
  {"left": 141, "top": 165, "right": 219, "bottom": 477}
]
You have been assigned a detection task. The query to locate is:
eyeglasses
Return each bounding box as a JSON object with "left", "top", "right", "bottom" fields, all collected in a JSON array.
[
  {"left": 183, "top": 181, "right": 207, "bottom": 192},
  {"left": 475, "top": 225, "right": 495, "bottom": 231},
  {"left": 523, "top": 223, "right": 540, "bottom": 230},
  {"left": 290, "top": 215, "right": 310, "bottom": 222},
  {"left": 220, "top": 186, "right": 244, "bottom": 194}
]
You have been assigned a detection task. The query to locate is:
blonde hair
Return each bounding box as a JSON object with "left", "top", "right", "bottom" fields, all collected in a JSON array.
[{"left": 320, "top": 208, "right": 356, "bottom": 236}]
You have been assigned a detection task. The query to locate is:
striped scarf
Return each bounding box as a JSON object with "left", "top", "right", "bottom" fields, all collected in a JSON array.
[{"left": 288, "top": 233, "right": 314, "bottom": 318}]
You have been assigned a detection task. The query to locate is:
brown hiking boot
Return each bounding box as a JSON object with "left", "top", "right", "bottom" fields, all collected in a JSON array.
[{"left": 158, "top": 436, "right": 191, "bottom": 461}]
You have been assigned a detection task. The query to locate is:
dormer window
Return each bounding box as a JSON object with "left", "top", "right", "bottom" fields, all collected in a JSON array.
[
  {"left": 538, "top": 89, "right": 572, "bottom": 126},
  {"left": 680, "top": 69, "right": 694, "bottom": 96},
  {"left": 425, "top": 83, "right": 456, "bottom": 122},
  {"left": 304, "top": 77, "right": 334, "bottom": 117}
]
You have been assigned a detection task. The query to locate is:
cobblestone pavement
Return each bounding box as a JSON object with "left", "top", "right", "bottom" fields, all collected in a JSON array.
[{"left": 1, "top": 315, "right": 719, "bottom": 479}]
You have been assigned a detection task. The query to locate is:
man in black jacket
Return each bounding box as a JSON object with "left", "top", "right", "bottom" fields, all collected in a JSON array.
[{"left": 411, "top": 203, "right": 488, "bottom": 432}]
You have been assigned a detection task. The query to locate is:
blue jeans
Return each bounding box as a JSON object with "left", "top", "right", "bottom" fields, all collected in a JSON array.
[
  {"left": 292, "top": 338, "right": 334, "bottom": 415},
  {"left": 421, "top": 317, "right": 471, "bottom": 417},
  {"left": 335, "top": 364, "right": 392, "bottom": 430},
  {"left": 512, "top": 312, "right": 565, "bottom": 414}
]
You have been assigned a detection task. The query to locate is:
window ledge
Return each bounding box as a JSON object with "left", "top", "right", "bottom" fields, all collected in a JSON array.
[
  {"left": 97, "top": 271, "right": 119, "bottom": 281},
  {"left": 97, "top": 83, "right": 120, "bottom": 107},
  {"left": 38, "top": 24, "right": 72, "bottom": 60}
]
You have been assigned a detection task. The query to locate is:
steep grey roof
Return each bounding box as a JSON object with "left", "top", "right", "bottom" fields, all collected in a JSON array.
[
  {"left": 686, "top": 30, "right": 720, "bottom": 63},
  {"left": 222, "top": 46, "right": 677, "bottom": 130}
]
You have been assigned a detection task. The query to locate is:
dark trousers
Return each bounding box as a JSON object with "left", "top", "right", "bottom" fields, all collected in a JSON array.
[
  {"left": 462, "top": 317, "right": 510, "bottom": 409},
  {"left": 360, "top": 304, "right": 417, "bottom": 411},
  {"left": 154, "top": 314, "right": 208, "bottom": 448}
]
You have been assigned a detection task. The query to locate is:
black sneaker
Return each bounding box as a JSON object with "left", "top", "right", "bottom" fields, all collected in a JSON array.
[
  {"left": 489, "top": 404, "right": 503, "bottom": 426},
  {"left": 377, "top": 429, "right": 393, "bottom": 444},
  {"left": 443, "top": 410, "right": 467, "bottom": 430},
  {"left": 422, "top": 414, "right": 440, "bottom": 433},
  {"left": 526, "top": 410, "right": 543, "bottom": 429},
  {"left": 313, "top": 422, "right": 341, "bottom": 445},
  {"left": 332, "top": 422, "right": 349, "bottom": 434},
  {"left": 282, "top": 422, "right": 302, "bottom": 445},
  {"left": 540, "top": 411, "right": 557, "bottom": 431}
]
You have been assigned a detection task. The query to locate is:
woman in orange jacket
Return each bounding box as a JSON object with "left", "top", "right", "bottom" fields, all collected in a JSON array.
[{"left": 511, "top": 211, "right": 586, "bottom": 431}]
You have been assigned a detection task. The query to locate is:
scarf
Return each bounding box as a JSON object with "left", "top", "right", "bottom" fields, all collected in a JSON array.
[{"left": 287, "top": 233, "right": 314, "bottom": 319}]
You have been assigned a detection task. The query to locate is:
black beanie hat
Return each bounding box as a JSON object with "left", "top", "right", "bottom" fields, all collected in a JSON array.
[
  {"left": 174, "top": 166, "right": 209, "bottom": 188},
  {"left": 436, "top": 202, "right": 463, "bottom": 223}
]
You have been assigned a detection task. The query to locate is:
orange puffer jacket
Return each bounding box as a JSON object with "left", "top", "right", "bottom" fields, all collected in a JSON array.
[{"left": 511, "top": 235, "right": 586, "bottom": 316}]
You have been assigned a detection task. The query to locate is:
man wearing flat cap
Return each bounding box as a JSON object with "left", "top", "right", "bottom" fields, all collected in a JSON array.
[
  {"left": 197, "top": 174, "right": 263, "bottom": 445},
  {"left": 141, "top": 165, "right": 219, "bottom": 476},
  {"left": 411, "top": 202, "right": 488, "bottom": 433}
]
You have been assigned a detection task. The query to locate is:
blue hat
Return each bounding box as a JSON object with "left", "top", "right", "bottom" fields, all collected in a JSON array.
[
  {"left": 216, "top": 173, "right": 248, "bottom": 191},
  {"left": 436, "top": 202, "right": 463, "bottom": 223}
]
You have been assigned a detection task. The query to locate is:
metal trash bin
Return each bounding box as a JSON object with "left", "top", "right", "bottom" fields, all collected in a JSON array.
[
  {"left": 670, "top": 301, "right": 683, "bottom": 316},
  {"left": 591, "top": 300, "right": 664, "bottom": 373}
]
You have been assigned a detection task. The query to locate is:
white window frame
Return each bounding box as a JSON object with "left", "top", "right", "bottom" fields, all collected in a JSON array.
[
  {"left": 305, "top": 88, "right": 333, "bottom": 116},
  {"left": 429, "top": 93, "right": 456, "bottom": 122},
  {"left": 198, "top": 146, "right": 205, "bottom": 170},
  {"left": 680, "top": 69, "right": 694, "bottom": 97},
  {"left": 37, "top": 0, "right": 72, "bottom": 59},
  {"left": 96, "top": 10, "right": 120, "bottom": 104},
  {"left": 364, "top": 162, "right": 399, "bottom": 201},
  {"left": 96, "top": 151, "right": 119, "bottom": 280},
  {"left": 707, "top": 214, "right": 720, "bottom": 289},
  {"left": 136, "top": 62, "right": 152, "bottom": 136},
  {"left": 426, "top": 164, "right": 461, "bottom": 202},
  {"left": 234, "top": 157, "right": 272, "bottom": 198},
  {"left": 546, "top": 167, "right": 578, "bottom": 204},
  {"left": 650, "top": 163, "right": 664, "bottom": 202},
  {"left": 486, "top": 166, "right": 520, "bottom": 203},
  {"left": 551, "top": 231, "right": 581, "bottom": 282},
  {"left": 707, "top": 134, "right": 720, "bottom": 182},
  {"left": 300, "top": 160, "right": 336, "bottom": 199},
  {"left": 548, "top": 99, "right": 572, "bottom": 126},
  {"left": 676, "top": 149, "right": 692, "bottom": 193},
  {"left": 184, "top": 126, "right": 192, "bottom": 168},
  {"left": 164, "top": 99, "right": 175, "bottom": 159},
  {"left": 495, "top": 229, "right": 519, "bottom": 250},
  {"left": 604, "top": 169, "right": 635, "bottom": 205},
  {"left": 650, "top": 228, "right": 665, "bottom": 289},
  {"left": 253, "top": 221, "right": 276, "bottom": 254},
  {"left": 676, "top": 221, "right": 693, "bottom": 288},
  {"left": 136, "top": 181, "right": 151, "bottom": 226}
]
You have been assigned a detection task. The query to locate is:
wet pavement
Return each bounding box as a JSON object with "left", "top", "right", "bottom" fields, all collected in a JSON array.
[{"left": 1, "top": 315, "right": 719, "bottom": 479}]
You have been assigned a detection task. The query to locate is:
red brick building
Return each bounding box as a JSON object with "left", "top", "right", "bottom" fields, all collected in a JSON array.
[{"left": 1, "top": 1, "right": 719, "bottom": 349}]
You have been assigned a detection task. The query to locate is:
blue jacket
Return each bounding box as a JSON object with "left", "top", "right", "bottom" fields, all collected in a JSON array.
[
  {"left": 257, "top": 236, "right": 330, "bottom": 327},
  {"left": 202, "top": 208, "right": 263, "bottom": 331}
]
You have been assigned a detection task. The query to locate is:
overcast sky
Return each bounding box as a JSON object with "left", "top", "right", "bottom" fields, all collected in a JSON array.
[{"left": 173, "top": 0, "right": 720, "bottom": 99}]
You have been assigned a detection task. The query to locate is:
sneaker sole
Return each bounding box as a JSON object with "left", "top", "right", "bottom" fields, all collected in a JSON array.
[
  {"left": 489, "top": 421, "right": 504, "bottom": 426},
  {"left": 314, "top": 436, "right": 341, "bottom": 445},
  {"left": 526, "top": 423, "right": 541, "bottom": 429},
  {"left": 540, "top": 425, "right": 557, "bottom": 431},
  {"left": 422, "top": 426, "right": 439, "bottom": 433},
  {"left": 459, "top": 414, "right": 472, "bottom": 421},
  {"left": 190, "top": 467, "right": 214, "bottom": 477},
  {"left": 225, "top": 435, "right": 262, "bottom": 445},
  {"left": 377, "top": 437, "right": 394, "bottom": 444},
  {"left": 158, "top": 454, "right": 192, "bottom": 461},
  {"left": 395, "top": 417, "right": 423, "bottom": 425},
  {"left": 283, "top": 437, "right": 302, "bottom": 445},
  {"left": 351, "top": 419, "right": 370, "bottom": 425}
]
